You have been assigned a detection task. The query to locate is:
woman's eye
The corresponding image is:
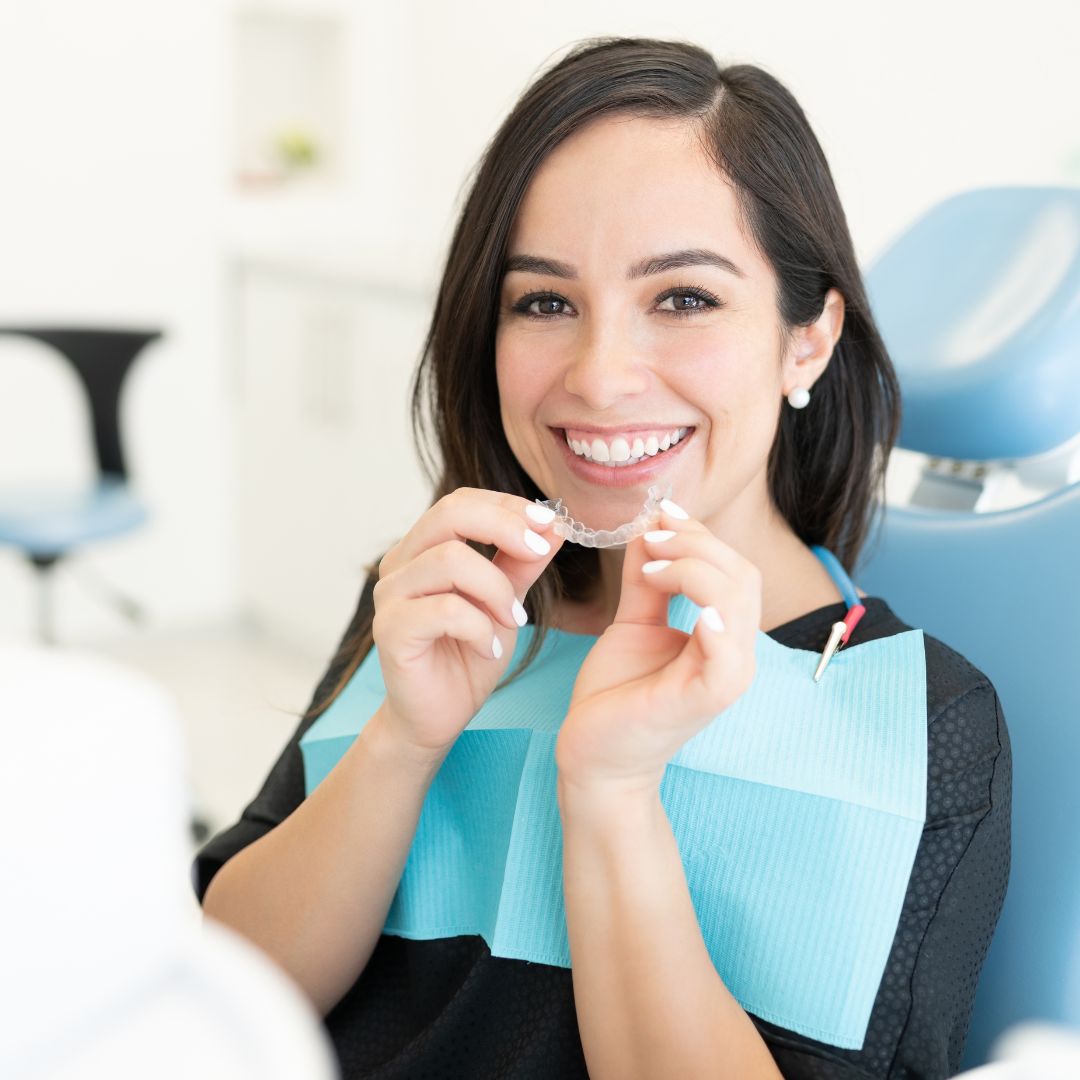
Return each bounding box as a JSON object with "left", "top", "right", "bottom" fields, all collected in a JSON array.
[
  {"left": 658, "top": 289, "right": 721, "bottom": 317},
  {"left": 510, "top": 286, "right": 721, "bottom": 320},
  {"left": 515, "top": 294, "right": 572, "bottom": 318}
]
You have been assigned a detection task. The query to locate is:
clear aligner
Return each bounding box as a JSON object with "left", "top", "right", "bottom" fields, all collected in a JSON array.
[{"left": 535, "top": 482, "right": 673, "bottom": 548}]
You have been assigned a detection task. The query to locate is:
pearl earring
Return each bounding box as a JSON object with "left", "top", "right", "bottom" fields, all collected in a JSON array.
[{"left": 787, "top": 387, "right": 811, "bottom": 409}]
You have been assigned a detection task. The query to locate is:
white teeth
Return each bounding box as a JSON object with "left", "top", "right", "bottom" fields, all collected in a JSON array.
[{"left": 566, "top": 427, "right": 691, "bottom": 466}]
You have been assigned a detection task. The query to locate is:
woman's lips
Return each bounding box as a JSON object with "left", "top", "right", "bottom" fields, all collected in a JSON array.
[{"left": 552, "top": 426, "right": 694, "bottom": 488}]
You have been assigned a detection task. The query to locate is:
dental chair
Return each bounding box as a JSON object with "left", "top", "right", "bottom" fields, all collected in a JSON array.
[
  {"left": 856, "top": 186, "right": 1080, "bottom": 1070},
  {"left": 0, "top": 326, "right": 160, "bottom": 644}
]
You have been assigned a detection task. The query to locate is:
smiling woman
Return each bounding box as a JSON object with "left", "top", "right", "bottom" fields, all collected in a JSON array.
[
  {"left": 492, "top": 106, "right": 855, "bottom": 633},
  {"left": 194, "top": 35, "right": 1009, "bottom": 1080}
]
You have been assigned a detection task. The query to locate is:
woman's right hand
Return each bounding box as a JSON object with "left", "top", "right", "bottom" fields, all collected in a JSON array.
[{"left": 370, "top": 487, "right": 564, "bottom": 757}]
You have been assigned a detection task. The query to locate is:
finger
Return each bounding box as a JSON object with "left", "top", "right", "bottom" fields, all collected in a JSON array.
[
  {"left": 611, "top": 533, "right": 670, "bottom": 627},
  {"left": 383, "top": 488, "right": 563, "bottom": 598},
  {"left": 614, "top": 509, "right": 744, "bottom": 628},
  {"left": 647, "top": 502, "right": 752, "bottom": 578},
  {"left": 374, "top": 540, "right": 527, "bottom": 631},
  {"left": 374, "top": 592, "right": 504, "bottom": 664},
  {"left": 638, "top": 557, "right": 751, "bottom": 716},
  {"left": 634, "top": 555, "right": 754, "bottom": 639},
  {"left": 641, "top": 525, "right": 747, "bottom": 608},
  {"left": 491, "top": 502, "right": 567, "bottom": 604}
]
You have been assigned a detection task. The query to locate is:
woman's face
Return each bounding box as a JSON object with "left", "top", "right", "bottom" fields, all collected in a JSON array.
[{"left": 495, "top": 113, "right": 840, "bottom": 535}]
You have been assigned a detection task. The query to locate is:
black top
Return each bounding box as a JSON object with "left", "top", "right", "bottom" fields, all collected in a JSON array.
[{"left": 192, "top": 577, "right": 1011, "bottom": 1080}]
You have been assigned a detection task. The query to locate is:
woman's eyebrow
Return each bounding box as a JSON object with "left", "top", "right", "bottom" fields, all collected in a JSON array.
[{"left": 501, "top": 248, "right": 746, "bottom": 280}]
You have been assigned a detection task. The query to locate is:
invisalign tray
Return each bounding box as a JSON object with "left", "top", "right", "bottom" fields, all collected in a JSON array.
[{"left": 534, "top": 482, "right": 672, "bottom": 548}]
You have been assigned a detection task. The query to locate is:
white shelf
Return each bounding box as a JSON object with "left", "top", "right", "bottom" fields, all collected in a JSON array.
[{"left": 231, "top": 3, "right": 345, "bottom": 193}]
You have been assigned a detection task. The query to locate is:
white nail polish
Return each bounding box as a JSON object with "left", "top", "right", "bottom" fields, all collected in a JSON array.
[
  {"left": 660, "top": 498, "right": 688, "bottom": 520},
  {"left": 643, "top": 529, "right": 676, "bottom": 543},
  {"left": 524, "top": 528, "right": 551, "bottom": 555},
  {"left": 701, "top": 606, "right": 725, "bottom": 632},
  {"left": 642, "top": 559, "right": 672, "bottom": 574},
  {"left": 512, "top": 598, "right": 528, "bottom": 626},
  {"left": 492, "top": 634, "right": 503, "bottom": 659},
  {"left": 526, "top": 503, "right": 556, "bottom": 524}
]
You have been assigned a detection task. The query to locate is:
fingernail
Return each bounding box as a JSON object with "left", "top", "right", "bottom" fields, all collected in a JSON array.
[
  {"left": 512, "top": 598, "right": 528, "bottom": 626},
  {"left": 643, "top": 529, "right": 676, "bottom": 543},
  {"left": 642, "top": 559, "right": 672, "bottom": 574},
  {"left": 660, "top": 498, "right": 688, "bottom": 520},
  {"left": 492, "top": 634, "right": 503, "bottom": 659},
  {"left": 701, "top": 606, "right": 725, "bottom": 632},
  {"left": 524, "top": 528, "right": 551, "bottom": 555},
  {"left": 526, "top": 503, "right": 556, "bottom": 524}
]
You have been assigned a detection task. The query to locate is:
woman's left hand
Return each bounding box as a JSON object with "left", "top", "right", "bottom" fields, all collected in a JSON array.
[{"left": 555, "top": 501, "right": 763, "bottom": 792}]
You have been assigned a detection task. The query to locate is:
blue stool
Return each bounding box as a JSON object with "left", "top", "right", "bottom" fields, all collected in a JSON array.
[
  {"left": 859, "top": 186, "right": 1080, "bottom": 1067},
  {"left": 0, "top": 327, "right": 161, "bottom": 643}
]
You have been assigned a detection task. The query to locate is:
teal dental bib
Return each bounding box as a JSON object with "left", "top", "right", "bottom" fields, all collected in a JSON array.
[{"left": 299, "top": 594, "right": 927, "bottom": 1050}]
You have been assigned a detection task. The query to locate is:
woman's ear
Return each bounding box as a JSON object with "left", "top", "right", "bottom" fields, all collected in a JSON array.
[{"left": 783, "top": 287, "right": 845, "bottom": 394}]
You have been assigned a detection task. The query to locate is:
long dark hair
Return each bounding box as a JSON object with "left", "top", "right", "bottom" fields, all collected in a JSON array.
[{"left": 302, "top": 35, "right": 901, "bottom": 725}]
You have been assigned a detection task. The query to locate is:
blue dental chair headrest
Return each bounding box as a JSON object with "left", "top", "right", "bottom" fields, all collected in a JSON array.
[{"left": 865, "top": 185, "right": 1080, "bottom": 459}]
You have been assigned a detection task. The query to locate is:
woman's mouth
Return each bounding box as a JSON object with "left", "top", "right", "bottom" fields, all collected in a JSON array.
[{"left": 552, "top": 426, "right": 695, "bottom": 487}]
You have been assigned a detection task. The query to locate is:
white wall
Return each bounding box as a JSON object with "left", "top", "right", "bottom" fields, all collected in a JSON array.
[
  {"left": 390, "top": 0, "right": 1080, "bottom": 268},
  {"left": 0, "top": 0, "right": 1076, "bottom": 649}
]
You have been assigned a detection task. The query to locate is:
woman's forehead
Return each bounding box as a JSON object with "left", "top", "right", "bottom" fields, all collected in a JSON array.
[
  {"left": 508, "top": 116, "right": 757, "bottom": 280},
  {"left": 522, "top": 116, "right": 729, "bottom": 213}
]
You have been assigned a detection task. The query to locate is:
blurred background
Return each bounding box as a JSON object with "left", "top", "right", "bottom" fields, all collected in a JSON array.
[{"left": 1, "top": 0, "right": 1077, "bottom": 954}]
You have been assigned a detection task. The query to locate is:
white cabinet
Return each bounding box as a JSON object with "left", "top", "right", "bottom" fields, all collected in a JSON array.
[{"left": 231, "top": 256, "right": 434, "bottom": 656}]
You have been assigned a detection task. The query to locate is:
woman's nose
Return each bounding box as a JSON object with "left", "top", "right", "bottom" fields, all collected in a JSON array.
[{"left": 561, "top": 331, "right": 650, "bottom": 410}]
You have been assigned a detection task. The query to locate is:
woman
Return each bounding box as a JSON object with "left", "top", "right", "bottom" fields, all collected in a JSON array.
[{"left": 194, "top": 37, "right": 1011, "bottom": 1079}]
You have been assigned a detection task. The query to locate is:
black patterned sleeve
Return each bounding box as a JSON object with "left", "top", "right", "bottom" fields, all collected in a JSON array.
[
  {"left": 752, "top": 673, "right": 1012, "bottom": 1079},
  {"left": 190, "top": 572, "right": 378, "bottom": 905},
  {"left": 887, "top": 682, "right": 1012, "bottom": 1077}
]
